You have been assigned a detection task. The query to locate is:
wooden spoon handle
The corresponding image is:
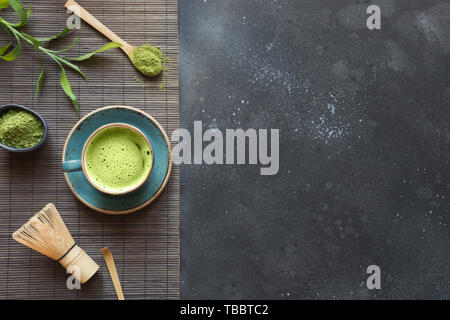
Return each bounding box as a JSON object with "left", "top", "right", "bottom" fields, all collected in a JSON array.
[
  {"left": 101, "top": 247, "right": 125, "bottom": 300},
  {"left": 65, "top": 0, "right": 134, "bottom": 55}
]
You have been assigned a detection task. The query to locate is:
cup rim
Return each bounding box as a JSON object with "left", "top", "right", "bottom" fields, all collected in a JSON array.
[{"left": 81, "top": 123, "right": 154, "bottom": 195}]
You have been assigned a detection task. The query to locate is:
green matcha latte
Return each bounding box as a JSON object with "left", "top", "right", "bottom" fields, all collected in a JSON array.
[{"left": 84, "top": 126, "right": 153, "bottom": 193}]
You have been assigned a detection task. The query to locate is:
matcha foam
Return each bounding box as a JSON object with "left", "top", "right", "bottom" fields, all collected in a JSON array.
[{"left": 85, "top": 126, "right": 152, "bottom": 192}]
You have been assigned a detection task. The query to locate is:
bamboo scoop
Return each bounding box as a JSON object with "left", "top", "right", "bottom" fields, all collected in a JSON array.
[
  {"left": 65, "top": 0, "right": 135, "bottom": 55},
  {"left": 101, "top": 247, "right": 125, "bottom": 300},
  {"left": 65, "top": 0, "right": 165, "bottom": 77}
]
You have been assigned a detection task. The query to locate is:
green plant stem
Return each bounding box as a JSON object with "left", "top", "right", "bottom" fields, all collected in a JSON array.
[
  {"left": 1, "top": 2, "right": 121, "bottom": 112},
  {"left": 3, "top": 21, "right": 57, "bottom": 60}
]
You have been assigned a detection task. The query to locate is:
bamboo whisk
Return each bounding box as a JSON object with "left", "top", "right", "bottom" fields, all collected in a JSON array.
[{"left": 13, "top": 203, "right": 99, "bottom": 284}]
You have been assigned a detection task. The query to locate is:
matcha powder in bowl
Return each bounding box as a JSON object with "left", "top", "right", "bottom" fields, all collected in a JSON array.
[
  {"left": 130, "top": 44, "right": 169, "bottom": 77},
  {"left": 0, "top": 106, "right": 46, "bottom": 151}
]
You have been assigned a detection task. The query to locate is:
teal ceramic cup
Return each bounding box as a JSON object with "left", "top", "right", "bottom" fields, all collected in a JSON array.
[{"left": 62, "top": 123, "right": 154, "bottom": 195}]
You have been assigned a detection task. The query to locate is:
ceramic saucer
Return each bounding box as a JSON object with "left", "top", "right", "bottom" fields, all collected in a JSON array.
[{"left": 62, "top": 106, "right": 172, "bottom": 214}]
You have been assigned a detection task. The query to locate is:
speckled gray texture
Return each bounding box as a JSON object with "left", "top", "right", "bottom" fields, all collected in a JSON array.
[{"left": 179, "top": 0, "right": 450, "bottom": 299}]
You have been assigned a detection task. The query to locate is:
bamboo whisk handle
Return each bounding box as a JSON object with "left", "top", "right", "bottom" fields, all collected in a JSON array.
[{"left": 59, "top": 245, "right": 99, "bottom": 284}]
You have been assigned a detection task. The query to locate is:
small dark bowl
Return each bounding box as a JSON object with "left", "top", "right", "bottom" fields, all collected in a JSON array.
[{"left": 0, "top": 104, "right": 48, "bottom": 152}]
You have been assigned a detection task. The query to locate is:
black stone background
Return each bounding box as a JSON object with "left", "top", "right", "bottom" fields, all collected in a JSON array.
[{"left": 179, "top": 0, "right": 450, "bottom": 299}]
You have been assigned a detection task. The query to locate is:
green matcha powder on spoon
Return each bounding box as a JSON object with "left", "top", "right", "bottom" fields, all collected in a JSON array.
[{"left": 65, "top": 0, "right": 168, "bottom": 77}]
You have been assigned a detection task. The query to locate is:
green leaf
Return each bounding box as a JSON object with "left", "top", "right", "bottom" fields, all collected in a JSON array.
[
  {"left": 0, "top": 41, "right": 11, "bottom": 55},
  {"left": 51, "top": 35, "right": 81, "bottom": 53},
  {"left": 46, "top": 51, "right": 86, "bottom": 79},
  {"left": 9, "top": 0, "right": 28, "bottom": 27},
  {"left": 1, "top": 29, "right": 20, "bottom": 61},
  {"left": 53, "top": 54, "right": 87, "bottom": 81},
  {"left": 37, "top": 27, "right": 71, "bottom": 42},
  {"left": 67, "top": 42, "right": 122, "bottom": 61},
  {"left": 36, "top": 65, "right": 44, "bottom": 96},
  {"left": 60, "top": 67, "right": 79, "bottom": 111},
  {"left": 26, "top": 2, "right": 31, "bottom": 17},
  {"left": 0, "top": 0, "right": 9, "bottom": 9},
  {"left": 50, "top": 55, "right": 79, "bottom": 111},
  {"left": 1, "top": 42, "right": 20, "bottom": 60}
]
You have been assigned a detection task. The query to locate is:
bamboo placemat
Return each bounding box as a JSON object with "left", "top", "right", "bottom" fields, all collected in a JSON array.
[{"left": 0, "top": 0, "right": 179, "bottom": 299}]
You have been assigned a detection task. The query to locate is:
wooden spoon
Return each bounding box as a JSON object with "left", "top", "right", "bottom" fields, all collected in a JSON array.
[
  {"left": 101, "top": 247, "right": 125, "bottom": 300},
  {"left": 65, "top": 0, "right": 135, "bottom": 56}
]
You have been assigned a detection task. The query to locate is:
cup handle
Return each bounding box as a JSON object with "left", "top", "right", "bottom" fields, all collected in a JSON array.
[{"left": 62, "top": 160, "right": 82, "bottom": 172}]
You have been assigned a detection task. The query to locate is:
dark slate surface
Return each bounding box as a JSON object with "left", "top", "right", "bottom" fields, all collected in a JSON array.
[{"left": 179, "top": 0, "right": 450, "bottom": 299}]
